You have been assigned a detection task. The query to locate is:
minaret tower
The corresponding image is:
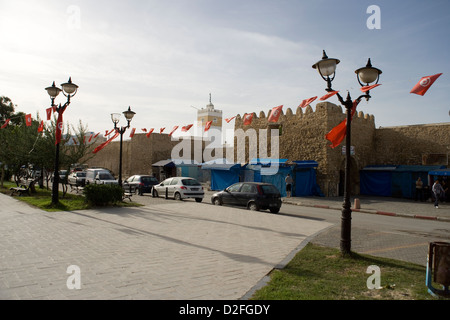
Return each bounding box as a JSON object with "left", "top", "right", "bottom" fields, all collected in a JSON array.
[{"left": 197, "top": 93, "right": 223, "bottom": 141}]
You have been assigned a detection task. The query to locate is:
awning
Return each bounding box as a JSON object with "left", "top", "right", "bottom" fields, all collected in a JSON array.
[
  {"left": 292, "top": 160, "right": 319, "bottom": 168},
  {"left": 201, "top": 163, "right": 241, "bottom": 171},
  {"left": 429, "top": 169, "right": 450, "bottom": 176},
  {"left": 152, "top": 159, "right": 175, "bottom": 167},
  {"left": 250, "top": 158, "right": 288, "bottom": 166}
]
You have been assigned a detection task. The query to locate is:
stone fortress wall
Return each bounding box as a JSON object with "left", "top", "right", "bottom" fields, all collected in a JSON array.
[
  {"left": 85, "top": 101, "right": 449, "bottom": 196},
  {"left": 234, "top": 102, "right": 449, "bottom": 196}
]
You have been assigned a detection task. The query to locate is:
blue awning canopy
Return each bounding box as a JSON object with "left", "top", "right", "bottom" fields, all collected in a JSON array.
[
  {"left": 429, "top": 169, "right": 450, "bottom": 176},
  {"left": 250, "top": 158, "right": 289, "bottom": 167},
  {"left": 201, "top": 163, "right": 241, "bottom": 170},
  {"left": 152, "top": 159, "right": 175, "bottom": 167},
  {"left": 292, "top": 160, "right": 319, "bottom": 168}
]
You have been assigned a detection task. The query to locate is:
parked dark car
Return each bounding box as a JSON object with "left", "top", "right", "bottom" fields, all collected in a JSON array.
[
  {"left": 123, "top": 175, "right": 159, "bottom": 195},
  {"left": 211, "top": 182, "right": 282, "bottom": 213}
]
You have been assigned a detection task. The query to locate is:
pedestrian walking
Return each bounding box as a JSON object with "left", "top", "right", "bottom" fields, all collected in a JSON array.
[
  {"left": 285, "top": 174, "right": 293, "bottom": 198},
  {"left": 432, "top": 180, "right": 444, "bottom": 208}
]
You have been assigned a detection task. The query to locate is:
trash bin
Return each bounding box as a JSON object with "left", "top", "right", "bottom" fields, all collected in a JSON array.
[{"left": 426, "top": 242, "right": 450, "bottom": 297}]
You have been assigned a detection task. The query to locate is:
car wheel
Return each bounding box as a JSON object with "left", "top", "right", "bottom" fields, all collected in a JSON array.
[
  {"left": 174, "top": 192, "right": 182, "bottom": 201},
  {"left": 248, "top": 202, "right": 259, "bottom": 211},
  {"left": 212, "top": 197, "right": 222, "bottom": 206},
  {"left": 269, "top": 208, "right": 280, "bottom": 214},
  {"left": 195, "top": 198, "right": 202, "bottom": 203},
  {"left": 153, "top": 189, "right": 159, "bottom": 198}
]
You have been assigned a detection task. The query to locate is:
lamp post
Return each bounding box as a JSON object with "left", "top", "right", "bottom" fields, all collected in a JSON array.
[
  {"left": 45, "top": 77, "right": 78, "bottom": 205},
  {"left": 313, "top": 51, "right": 382, "bottom": 255},
  {"left": 111, "top": 107, "right": 136, "bottom": 186}
]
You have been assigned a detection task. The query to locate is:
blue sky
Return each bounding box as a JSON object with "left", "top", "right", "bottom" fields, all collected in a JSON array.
[{"left": 1, "top": 0, "right": 449, "bottom": 139}]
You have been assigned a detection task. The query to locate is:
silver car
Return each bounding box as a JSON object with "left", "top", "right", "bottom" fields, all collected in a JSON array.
[{"left": 152, "top": 177, "right": 204, "bottom": 202}]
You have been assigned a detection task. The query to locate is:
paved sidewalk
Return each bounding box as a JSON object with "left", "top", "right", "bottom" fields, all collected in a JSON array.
[{"left": 0, "top": 193, "right": 331, "bottom": 300}]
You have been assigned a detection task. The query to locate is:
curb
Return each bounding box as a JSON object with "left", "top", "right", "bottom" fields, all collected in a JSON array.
[{"left": 282, "top": 200, "right": 450, "bottom": 222}]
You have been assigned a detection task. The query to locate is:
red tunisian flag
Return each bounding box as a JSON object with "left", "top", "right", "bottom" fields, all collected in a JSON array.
[
  {"left": 360, "top": 84, "right": 381, "bottom": 93},
  {"left": 325, "top": 100, "right": 360, "bottom": 148},
  {"left": 169, "top": 126, "right": 179, "bottom": 136},
  {"left": 319, "top": 91, "right": 339, "bottom": 101},
  {"left": 410, "top": 73, "right": 443, "bottom": 96},
  {"left": 129, "top": 128, "right": 136, "bottom": 138},
  {"left": 38, "top": 120, "right": 44, "bottom": 133},
  {"left": 160, "top": 128, "right": 165, "bottom": 134},
  {"left": 55, "top": 112, "right": 63, "bottom": 145},
  {"left": 268, "top": 105, "right": 283, "bottom": 123},
  {"left": 1, "top": 119, "right": 10, "bottom": 129},
  {"left": 46, "top": 107, "right": 53, "bottom": 120},
  {"left": 225, "top": 116, "right": 236, "bottom": 123},
  {"left": 25, "top": 114, "right": 32, "bottom": 126},
  {"left": 243, "top": 113, "right": 253, "bottom": 126},
  {"left": 204, "top": 121, "right": 213, "bottom": 132},
  {"left": 146, "top": 128, "right": 154, "bottom": 138},
  {"left": 93, "top": 130, "right": 119, "bottom": 154},
  {"left": 299, "top": 96, "right": 317, "bottom": 108},
  {"left": 181, "top": 124, "right": 193, "bottom": 132}
]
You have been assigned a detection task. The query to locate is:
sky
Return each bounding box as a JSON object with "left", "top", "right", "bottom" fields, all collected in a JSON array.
[{"left": 1, "top": 0, "right": 449, "bottom": 142}]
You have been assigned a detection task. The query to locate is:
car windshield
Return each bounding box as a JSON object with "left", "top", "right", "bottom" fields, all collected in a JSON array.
[
  {"left": 181, "top": 179, "right": 201, "bottom": 186},
  {"left": 260, "top": 185, "right": 280, "bottom": 195},
  {"left": 77, "top": 172, "right": 86, "bottom": 177},
  {"left": 98, "top": 173, "right": 114, "bottom": 180},
  {"left": 142, "top": 177, "right": 158, "bottom": 183}
]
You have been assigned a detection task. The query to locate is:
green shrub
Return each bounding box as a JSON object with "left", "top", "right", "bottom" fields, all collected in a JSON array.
[{"left": 83, "top": 184, "right": 123, "bottom": 206}]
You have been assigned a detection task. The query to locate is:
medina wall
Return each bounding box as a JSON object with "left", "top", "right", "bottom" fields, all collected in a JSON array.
[
  {"left": 374, "top": 123, "right": 450, "bottom": 166},
  {"left": 234, "top": 102, "right": 377, "bottom": 196},
  {"left": 84, "top": 133, "right": 179, "bottom": 179}
]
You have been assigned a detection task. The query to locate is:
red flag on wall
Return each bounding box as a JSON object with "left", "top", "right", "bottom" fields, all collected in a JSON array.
[
  {"left": 325, "top": 119, "right": 347, "bottom": 148},
  {"left": 160, "top": 128, "right": 165, "bottom": 134},
  {"left": 299, "top": 96, "right": 317, "bottom": 108},
  {"left": 93, "top": 130, "right": 119, "bottom": 154},
  {"left": 141, "top": 128, "right": 147, "bottom": 133},
  {"left": 243, "top": 113, "right": 253, "bottom": 126},
  {"left": 129, "top": 128, "right": 136, "bottom": 138},
  {"left": 319, "top": 91, "right": 339, "bottom": 101},
  {"left": 146, "top": 128, "right": 154, "bottom": 138},
  {"left": 55, "top": 112, "right": 63, "bottom": 145},
  {"left": 268, "top": 105, "right": 283, "bottom": 123},
  {"left": 204, "top": 121, "right": 213, "bottom": 132},
  {"left": 94, "top": 132, "right": 100, "bottom": 138},
  {"left": 88, "top": 133, "right": 94, "bottom": 143},
  {"left": 225, "top": 116, "right": 236, "bottom": 123},
  {"left": 1, "top": 119, "right": 10, "bottom": 129},
  {"left": 169, "top": 126, "right": 179, "bottom": 136},
  {"left": 25, "top": 114, "right": 32, "bottom": 126},
  {"left": 325, "top": 99, "right": 361, "bottom": 148},
  {"left": 181, "top": 124, "right": 193, "bottom": 132},
  {"left": 410, "top": 73, "right": 443, "bottom": 96}
]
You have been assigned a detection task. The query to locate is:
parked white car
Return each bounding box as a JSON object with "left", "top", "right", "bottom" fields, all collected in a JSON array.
[
  {"left": 152, "top": 177, "right": 204, "bottom": 202},
  {"left": 85, "top": 168, "right": 118, "bottom": 185}
]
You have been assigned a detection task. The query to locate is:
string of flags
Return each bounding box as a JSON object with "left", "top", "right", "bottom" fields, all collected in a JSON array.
[{"left": 0, "top": 73, "right": 444, "bottom": 152}]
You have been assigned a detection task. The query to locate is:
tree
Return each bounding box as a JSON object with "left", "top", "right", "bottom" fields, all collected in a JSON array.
[
  {"left": 1, "top": 96, "right": 99, "bottom": 191},
  {"left": 0, "top": 96, "right": 29, "bottom": 187}
]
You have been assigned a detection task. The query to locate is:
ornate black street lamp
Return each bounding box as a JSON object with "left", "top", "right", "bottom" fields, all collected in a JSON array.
[
  {"left": 45, "top": 77, "right": 78, "bottom": 205},
  {"left": 313, "top": 51, "right": 382, "bottom": 255},
  {"left": 111, "top": 107, "right": 136, "bottom": 186}
]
